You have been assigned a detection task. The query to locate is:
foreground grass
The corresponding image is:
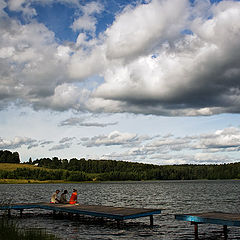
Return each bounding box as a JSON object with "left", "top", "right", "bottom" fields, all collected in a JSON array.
[{"left": 0, "top": 218, "right": 59, "bottom": 240}]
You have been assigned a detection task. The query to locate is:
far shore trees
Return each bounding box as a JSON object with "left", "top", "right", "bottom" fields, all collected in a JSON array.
[
  {"left": 0, "top": 150, "right": 20, "bottom": 163},
  {"left": 1, "top": 151, "right": 240, "bottom": 181}
]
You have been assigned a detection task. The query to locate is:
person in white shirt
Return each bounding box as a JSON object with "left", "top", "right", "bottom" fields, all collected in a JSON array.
[{"left": 50, "top": 189, "right": 60, "bottom": 203}]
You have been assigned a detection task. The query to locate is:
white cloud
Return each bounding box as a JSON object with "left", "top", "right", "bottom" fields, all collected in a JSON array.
[
  {"left": 89, "top": 0, "right": 240, "bottom": 116},
  {"left": 59, "top": 117, "right": 118, "bottom": 127},
  {"left": 7, "top": 0, "right": 36, "bottom": 17},
  {"left": 39, "top": 84, "right": 81, "bottom": 111},
  {"left": 71, "top": 2, "right": 103, "bottom": 33},
  {"left": 196, "top": 127, "right": 240, "bottom": 150},
  {"left": 100, "top": 126, "right": 240, "bottom": 164},
  {"left": 105, "top": 0, "right": 188, "bottom": 60},
  {"left": 59, "top": 137, "right": 75, "bottom": 144},
  {"left": 0, "top": 15, "right": 72, "bottom": 109},
  {"left": 81, "top": 131, "right": 144, "bottom": 147},
  {"left": 49, "top": 143, "right": 72, "bottom": 151},
  {"left": 68, "top": 46, "right": 106, "bottom": 80},
  {"left": 0, "top": 136, "right": 36, "bottom": 149},
  {"left": 72, "top": 15, "right": 97, "bottom": 33}
]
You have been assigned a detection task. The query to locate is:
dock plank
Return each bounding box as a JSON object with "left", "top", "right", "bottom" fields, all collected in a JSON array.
[
  {"left": 175, "top": 212, "right": 240, "bottom": 239},
  {"left": 0, "top": 202, "right": 161, "bottom": 222},
  {"left": 175, "top": 212, "right": 240, "bottom": 226}
]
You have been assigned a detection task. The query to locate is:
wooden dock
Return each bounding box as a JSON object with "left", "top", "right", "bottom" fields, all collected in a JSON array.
[
  {"left": 0, "top": 203, "right": 161, "bottom": 226},
  {"left": 175, "top": 212, "right": 240, "bottom": 239}
]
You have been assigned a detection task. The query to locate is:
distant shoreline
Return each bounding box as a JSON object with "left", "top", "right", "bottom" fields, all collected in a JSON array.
[
  {"left": 0, "top": 178, "right": 239, "bottom": 184},
  {"left": 0, "top": 179, "right": 97, "bottom": 184}
]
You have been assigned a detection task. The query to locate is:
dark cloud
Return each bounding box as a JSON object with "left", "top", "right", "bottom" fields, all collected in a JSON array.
[{"left": 1, "top": 0, "right": 240, "bottom": 117}]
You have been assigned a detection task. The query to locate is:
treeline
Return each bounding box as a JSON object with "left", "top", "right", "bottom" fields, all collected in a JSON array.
[
  {"left": 30, "top": 157, "right": 240, "bottom": 181},
  {"left": 0, "top": 150, "right": 20, "bottom": 163},
  {"left": 1, "top": 151, "right": 240, "bottom": 181},
  {"left": 32, "top": 157, "right": 155, "bottom": 173}
]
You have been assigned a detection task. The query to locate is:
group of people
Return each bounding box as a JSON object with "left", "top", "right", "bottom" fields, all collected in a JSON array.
[{"left": 50, "top": 189, "right": 78, "bottom": 204}]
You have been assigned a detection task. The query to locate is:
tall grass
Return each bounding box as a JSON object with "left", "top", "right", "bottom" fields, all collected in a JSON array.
[{"left": 0, "top": 218, "right": 59, "bottom": 240}]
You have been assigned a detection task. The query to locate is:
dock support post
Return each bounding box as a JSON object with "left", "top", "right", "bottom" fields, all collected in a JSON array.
[
  {"left": 53, "top": 210, "right": 56, "bottom": 217},
  {"left": 116, "top": 219, "right": 123, "bottom": 228},
  {"left": 20, "top": 209, "right": 23, "bottom": 218},
  {"left": 223, "top": 225, "right": 228, "bottom": 240},
  {"left": 8, "top": 209, "right": 11, "bottom": 218},
  {"left": 150, "top": 215, "right": 153, "bottom": 227},
  {"left": 194, "top": 223, "right": 198, "bottom": 240},
  {"left": 116, "top": 219, "right": 120, "bottom": 228}
]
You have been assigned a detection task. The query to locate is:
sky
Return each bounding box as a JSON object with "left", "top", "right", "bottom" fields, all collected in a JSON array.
[{"left": 1, "top": 0, "right": 240, "bottom": 165}]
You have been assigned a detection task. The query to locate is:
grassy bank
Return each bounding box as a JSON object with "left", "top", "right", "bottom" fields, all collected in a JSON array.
[
  {"left": 0, "top": 163, "right": 44, "bottom": 171},
  {"left": 0, "top": 179, "right": 68, "bottom": 184}
]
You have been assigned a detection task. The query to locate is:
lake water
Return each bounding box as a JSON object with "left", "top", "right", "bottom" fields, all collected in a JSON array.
[{"left": 0, "top": 180, "right": 240, "bottom": 239}]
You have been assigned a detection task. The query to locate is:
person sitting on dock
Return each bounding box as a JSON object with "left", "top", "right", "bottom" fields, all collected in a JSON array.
[
  {"left": 59, "top": 190, "right": 68, "bottom": 204},
  {"left": 69, "top": 189, "right": 77, "bottom": 204},
  {"left": 50, "top": 189, "right": 60, "bottom": 203}
]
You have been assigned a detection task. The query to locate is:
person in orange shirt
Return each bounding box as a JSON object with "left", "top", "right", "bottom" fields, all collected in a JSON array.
[{"left": 69, "top": 189, "right": 77, "bottom": 204}]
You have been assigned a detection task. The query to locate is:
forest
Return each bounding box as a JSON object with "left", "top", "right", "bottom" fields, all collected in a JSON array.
[{"left": 0, "top": 151, "right": 240, "bottom": 181}]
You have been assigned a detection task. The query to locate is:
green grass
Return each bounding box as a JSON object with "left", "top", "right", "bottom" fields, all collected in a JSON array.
[
  {"left": 0, "top": 163, "right": 100, "bottom": 183},
  {"left": 0, "top": 218, "right": 59, "bottom": 240},
  {"left": 0, "top": 163, "right": 43, "bottom": 171}
]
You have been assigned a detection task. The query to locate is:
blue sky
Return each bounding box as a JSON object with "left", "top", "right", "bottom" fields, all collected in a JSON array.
[{"left": 1, "top": 0, "right": 240, "bottom": 164}]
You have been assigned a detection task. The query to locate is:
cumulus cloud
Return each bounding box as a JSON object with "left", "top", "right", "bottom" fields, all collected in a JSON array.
[
  {"left": 196, "top": 127, "right": 240, "bottom": 151},
  {"left": 71, "top": 2, "right": 103, "bottom": 33},
  {"left": 36, "top": 84, "right": 88, "bottom": 111},
  {"left": 0, "top": 13, "right": 71, "bottom": 109},
  {"left": 7, "top": 0, "right": 37, "bottom": 17},
  {"left": 90, "top": 0, "right": 240, "bottom": 116},
  {"left": 2, "top": 0, "right": 240, "bottom": 116},
  {"left": 105, "top": 0, "right": 188, "bottom": 60}
]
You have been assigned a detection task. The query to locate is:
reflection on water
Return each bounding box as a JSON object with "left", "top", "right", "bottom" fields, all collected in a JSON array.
[{"left": 0, "top": 180, "right": 240, "bottom": 239}]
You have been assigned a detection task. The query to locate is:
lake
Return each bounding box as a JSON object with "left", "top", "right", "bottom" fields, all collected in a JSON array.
[{"left": 0, "top": 180, "right": 240, "bottom": 239}]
